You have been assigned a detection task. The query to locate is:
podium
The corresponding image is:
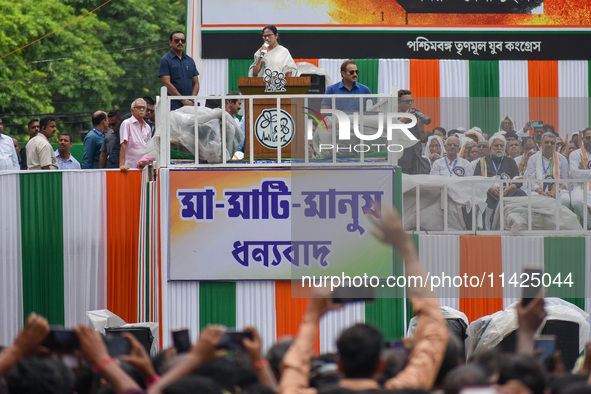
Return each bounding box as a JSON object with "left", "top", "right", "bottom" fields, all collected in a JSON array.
[{"left": 238, "top": 77, "right": 311, "bottom": 160}]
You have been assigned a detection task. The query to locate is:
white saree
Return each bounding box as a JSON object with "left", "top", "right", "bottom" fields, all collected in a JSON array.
[{"left": 248, "top": 45, "right": 298, "bottom": 77}]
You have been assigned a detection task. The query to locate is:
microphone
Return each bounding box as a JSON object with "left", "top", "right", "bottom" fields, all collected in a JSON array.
[
  {"left": 412, "top": 107, "right": 431, "bottom": 125},
  {"left": 260, "top": 42, "right": 270, "bottom": 56}
]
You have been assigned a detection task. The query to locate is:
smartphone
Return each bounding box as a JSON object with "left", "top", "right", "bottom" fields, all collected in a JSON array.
[
  {"left": 534, "top": 335, "right": 556, "bottom": 360},
  {"left": 384, "top": 340, "right": 406, "bottom": 352},
  {"left": 172, "top": 329, "right": 191, "bottom": 354},
  {"left": 460, "top": 388, "right": 499, "bottom": 394},
  {"left": 217, "top": 330, "right": 253, "bottom": 351},
  {"left": 332, "top": 285, "right": 376, "bottom": 304},
  {"left": 103, "top": 334, "right": 131, "bottom": 357},
  {"left": 522, "top": 267, "right": 544, "bottom": 306},
  {"left": 531, "top": 120, "right": 543, "bottom": 128},
  {"left": 42, "top": 329, "right": 80, "bottom": 352}
]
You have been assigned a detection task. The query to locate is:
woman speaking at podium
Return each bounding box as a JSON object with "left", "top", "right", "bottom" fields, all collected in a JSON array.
[{"left": 248, "top": 25, "right": 298, "bottom": 77}]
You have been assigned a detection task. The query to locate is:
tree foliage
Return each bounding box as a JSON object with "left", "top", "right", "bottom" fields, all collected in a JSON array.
[{"left": 0, "top": 0, "right": 184, "bottom": 139}]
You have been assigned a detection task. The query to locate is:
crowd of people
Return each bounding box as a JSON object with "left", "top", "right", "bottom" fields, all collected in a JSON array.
[
  {"left": 0, "top": 204, "right": 588, "bottom": 393},
  {"left": 0, "top": 98, "right": 156, "bottom": 173},
  {"left": 395, "top": 95, "right": 591, "bottom": 228}
]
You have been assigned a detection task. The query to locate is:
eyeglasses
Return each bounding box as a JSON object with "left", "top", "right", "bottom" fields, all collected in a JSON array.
[
  {"left": 174, "top": 38, "right": 186, "bottom": 44},
  {"left": 543, "top": 141, "right": 556, "bottom": 145},
  {"left": 446, "top": 143, "right": 459, "bottom": 148},
  {"left": 146, "top": 108, "right": 154, "bottom": 113},
  {"left": 585, "top": 136, "right": 591, "bottom": 141},
  {"left": 399, "top": 99, "right": 414, "bottom": 104},
  {"left": 348, "top": 70, "right": 359, "bottom": 75},
  {"left": 262, "top": 34, "right": 275, "bottom": 38},
  {"left": 134, "top": 106, "right": 146, "bottom": 110}
]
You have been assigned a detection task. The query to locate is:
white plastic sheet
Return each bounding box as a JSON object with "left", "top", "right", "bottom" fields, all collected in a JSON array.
[
  {"left": 466, "top": 298, "right": 590, "bottom": 358},
  {"left": 146, "top": 106, "right": 243, "bottom": 164},
  {"left": 492, "top": 195, "right": 583, "bottom": 232},
  {"left": 402, "top": 175, "right": 489, "bottom": 231}
]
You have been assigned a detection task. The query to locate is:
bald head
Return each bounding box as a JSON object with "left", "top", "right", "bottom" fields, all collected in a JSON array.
[{"left": 92, "top": 111, "right": 109, "bottom": 132}]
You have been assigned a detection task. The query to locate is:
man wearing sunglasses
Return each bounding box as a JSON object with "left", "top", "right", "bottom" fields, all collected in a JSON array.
[
  {"left": 99, "top": 109, "right": 123, "bottom": 169},
  {"left": 159, "top": 31, "right": 200, "bottom": 110},
  {"left": 143, "top": 96, "right": 156, "bottom": 135},
  {"left": 119, "top": 98, "right": 152, "bottom": 172},
  {"left": 321, "top": 60, "right": 372, "bottom": 112},
  {"left": 569, "top": 127, "right": 591, "bottom": 226}
]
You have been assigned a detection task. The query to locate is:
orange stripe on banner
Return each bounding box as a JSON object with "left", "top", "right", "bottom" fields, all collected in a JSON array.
[
  {"left": 528, "top": 61, "right": 558, "bottom": 135},
  {"left": 459, "top": 236, "right": 503, "bottom": 323},
  {"left": 409, "top": 59, "right": 441, "bottom": 130},
  {"left": 294, "top": 58, "right": 319, "bottom": 67},
  {"left": 106, "top": 171, "right": 143, "bottom": 324},
  {"left": 275, "top": 281, "right": 319, "bottom": 353}
]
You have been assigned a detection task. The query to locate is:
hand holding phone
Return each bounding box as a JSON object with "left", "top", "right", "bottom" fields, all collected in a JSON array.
[
  {"left": 42, "top": 329, "right": 80, "bottom": 352},
  {"left": 534, "top": 335, "right": 556, "bottom": 360},
  {"left": 522, "top": 268, "right": 544, "bottom": 306},
  {"left": 172, "top": 329, "right": 191, "bottom": 354},
  {"left": 217, "top": 330, "right": 253, "bottom": 351},
  {"left": 103, "top": 334, "right": 131, "bottom": 357},
  {"left": 332, "top": 285, "right": 376, "bottom": 304}
]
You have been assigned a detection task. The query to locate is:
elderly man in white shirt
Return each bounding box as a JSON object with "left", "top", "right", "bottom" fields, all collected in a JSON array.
[{"left": 430, "top": 136, "right": 474, "bottom": 177}]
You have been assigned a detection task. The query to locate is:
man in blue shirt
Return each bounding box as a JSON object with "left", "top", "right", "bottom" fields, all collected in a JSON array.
[
  {"left": 55, "top": 133, "right": 81, "bottom": 170},
  {"left": 82, "top": 111, "right": 108, "bottom": 169},
  {"left": 321, "top": 60, "right": 372, "bottom": 112},
  {"left": 159, "top": 31, "right": 200, "bottom": 110}
]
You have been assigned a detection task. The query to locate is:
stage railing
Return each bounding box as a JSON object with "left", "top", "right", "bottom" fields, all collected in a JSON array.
[
  {"left": 156, "top": 87, "right": 403, "bottom": 168},
  {"left": 405, "top": 176, "right": 590, "bottom": 235}
]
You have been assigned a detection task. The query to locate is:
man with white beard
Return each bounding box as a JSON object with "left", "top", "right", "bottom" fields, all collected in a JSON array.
[{"left": 474, "top": 134, "right": 526, "bottom": 227}]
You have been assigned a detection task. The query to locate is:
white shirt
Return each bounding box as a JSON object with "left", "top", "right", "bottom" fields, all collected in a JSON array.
[
  {"left": 120, "top": 115, "right": 152, "bottom": 168},
  {"left": 430, "top": 156, "right": 474, "bottom": 177},
  {"left": 0, "top": 134, "right": 19, "bottom": 170},
  {"left": 525, "top": 151, "right": 569, "bottom": 192},
  {"left": 569, "top": 148, "right": 591, "bottom": 189},
  {"left": 27, "top": 133, "right": 57, "bottom": 170}
]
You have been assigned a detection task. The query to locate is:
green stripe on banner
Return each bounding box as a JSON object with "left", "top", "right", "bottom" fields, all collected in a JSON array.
[
  {"left": 365, "top": 231, "right": 411, "bottom": 340},
  {"left": 352, "top": 59, "right": 379, "bottom": 96},
  {"left": 20, "top": 173, "right": 64, "bottom": 325},
  {"left": 394, "top": 168, "right": 402, "bottom": 215},
  {"left": 228, "top": 59, "right": 254, "bottom": 93},
  {"left": 199, "top": 282, "right": 236, "bottom": 330},
  {"left": 469, "top": 61, "right": 500, "bottom": 135},
  {"left": 543, "top": 237, "right": 585, "bottom": 310}
]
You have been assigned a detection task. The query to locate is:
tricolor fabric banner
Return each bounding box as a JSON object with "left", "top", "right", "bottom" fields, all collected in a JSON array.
[
  {"left": 161, "top": 229, "right": 591, "bottom": 353},
  {"left": 197, "top": 58, "right": 590, "bottom": 139},
  {"left": 0, "top": 170, "right": 158, "bottom": 346}
]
